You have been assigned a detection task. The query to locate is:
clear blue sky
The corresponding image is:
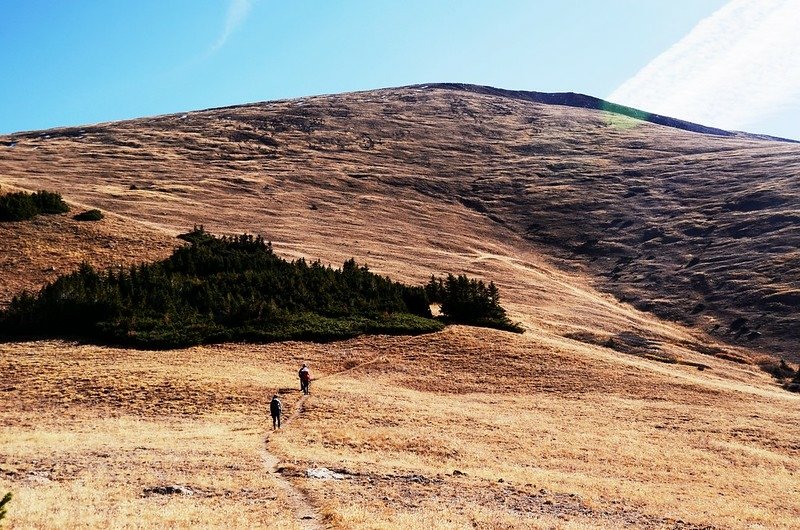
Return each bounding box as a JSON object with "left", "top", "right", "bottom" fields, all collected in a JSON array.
[{"left": 4, "top": 0, "right": 798, "bottom": 139}]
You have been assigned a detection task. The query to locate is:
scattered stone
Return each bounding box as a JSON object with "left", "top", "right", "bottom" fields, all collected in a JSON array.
[
  {"left": 143, "top": 485, "right": 194, "bottom": 496},
  {"left": 25, "top": 472, "right": 51, "bottom": 484},
  {"left": 452, "top": 469, "right": 467, "bottom": 476},
  {"left": 306, "top": 467, "right": 346, "bottom": 480}
]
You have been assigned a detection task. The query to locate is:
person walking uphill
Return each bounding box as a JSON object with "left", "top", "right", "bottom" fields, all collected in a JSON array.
[
  {"left": 299, "top": 363, "right": 311, "bottom": 395},
  {"left": 270, "top": 394, "right": 282, "bottom": 430}
]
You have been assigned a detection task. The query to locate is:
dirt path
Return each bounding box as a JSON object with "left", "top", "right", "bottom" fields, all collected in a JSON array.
[
  {"left": 262, "top": 392, "right": 325, "bottom": 530},
  {"left": 260, "top": 355, "right": 388, "bottom": 530}
]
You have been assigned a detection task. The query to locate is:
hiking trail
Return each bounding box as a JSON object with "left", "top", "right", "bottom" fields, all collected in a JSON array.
[{"left": 261, "top": 354, "right": 388, "bottom": 530}]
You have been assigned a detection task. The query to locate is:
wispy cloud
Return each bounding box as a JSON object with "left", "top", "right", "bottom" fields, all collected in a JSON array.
[
  {"left": 608, "top": 0, "right": 800, "bottom": 132},
  {"left": 210, "top": 0, "right": 253, "bottom": 53}
]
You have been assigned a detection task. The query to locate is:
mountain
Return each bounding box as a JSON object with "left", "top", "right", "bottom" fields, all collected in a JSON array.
[
  {"left": 2, "top": 84, "right": 800, "bottom": 529},
  {"left": 1, "top": 83, "right": 797, "bottom": 360}
]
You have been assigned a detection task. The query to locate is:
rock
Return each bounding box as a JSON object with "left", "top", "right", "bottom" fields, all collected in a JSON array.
[
  {"left": 452, "top": 469, "right": 467, "bottom": 476},
  {"left": 306, "top": 467, "right": 346, "bottom": 480},
  {"left": 25, "top": 471, "right": 51, "bottom": 484},
  {"left": 144, "top": 485, "right": 194, "bottom": 496}
]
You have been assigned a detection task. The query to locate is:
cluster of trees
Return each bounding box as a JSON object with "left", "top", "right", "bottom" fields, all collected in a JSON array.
[
  {"left": 0, "top": 227, "right": 521, "bottom": 348},
  {"left": 425, "top": 274, "right": 522, "bottom": 332},
  {"left": 0, "top": 190, "right": 69, "bottom": 221}
]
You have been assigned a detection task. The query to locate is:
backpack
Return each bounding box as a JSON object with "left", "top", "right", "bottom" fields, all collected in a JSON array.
[{"left": 270, "top": 398, "right": 282, "bottom": 415}]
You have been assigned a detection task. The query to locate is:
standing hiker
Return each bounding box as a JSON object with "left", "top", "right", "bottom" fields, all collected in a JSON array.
[
  {"left": 299, "top": 363, "right": 311, "bottom": 395},
  {"left": 270, "top": 394, "right": 282, "bottom": 429}
]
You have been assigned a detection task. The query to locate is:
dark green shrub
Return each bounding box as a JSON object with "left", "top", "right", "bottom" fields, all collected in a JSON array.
[
  {"left": 31, "top": 190, "right": 69, "bottom": 214},
  {"left": 0, "top": 190, "right": 69, "bottom": 221},
  {"left": 0, "top": 492, "right": 11, "bottom": 522},
  {"left": 0, "top": 192, "right": 38, "bottom": 221},
  {"left": 73, "top": 209, "right": 104, "bottom": 221}
]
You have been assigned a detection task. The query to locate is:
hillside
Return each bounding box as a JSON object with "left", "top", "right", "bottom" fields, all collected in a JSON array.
[
  {"left": 1, "top": 85, "right": 799, "bottom": 528},
  {"left": 1, "top": 84, "right": 797, "bottom": 360}
]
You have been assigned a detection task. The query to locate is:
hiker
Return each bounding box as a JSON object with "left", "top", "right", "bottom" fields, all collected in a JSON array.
[
  {"left": 299, "top": 363, "right": 311, "bottom": 395},
  {"left": 270, "top": 394, "right": 282, "bottom": 429}
]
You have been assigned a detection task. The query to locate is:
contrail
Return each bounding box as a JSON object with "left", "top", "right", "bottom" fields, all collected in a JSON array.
[
  {"left": 608, "top": 0, "right": 800, "bottom": 131},
  {"left": 210, "top": 0, "right": 253, "bottom": 52}
]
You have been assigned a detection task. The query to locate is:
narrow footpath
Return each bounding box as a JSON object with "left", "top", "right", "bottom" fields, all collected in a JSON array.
[{"left": 260, "top": 355, "right": 387, "bottom": 530}]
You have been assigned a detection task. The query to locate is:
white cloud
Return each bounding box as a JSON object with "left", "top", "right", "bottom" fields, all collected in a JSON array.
[
  {"left": 210, "top": 0, "right": 253, "bottom": 52},
  {"left": 608, "top": 0, "right": 800, "bottom": 132}
]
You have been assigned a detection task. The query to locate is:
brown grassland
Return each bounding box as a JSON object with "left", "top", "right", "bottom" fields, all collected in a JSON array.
[{"left": 1, "top": 85, "right": 799, "bottom": 528}]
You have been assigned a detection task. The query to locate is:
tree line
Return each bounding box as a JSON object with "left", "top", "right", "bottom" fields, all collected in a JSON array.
[{"left": 0, "top": 227, "right": 521, "bottom": 348}]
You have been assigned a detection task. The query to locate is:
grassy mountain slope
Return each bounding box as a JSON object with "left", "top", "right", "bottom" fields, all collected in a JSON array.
[{"left": 1, "top": 84, "right": 797, "bottom": 359}]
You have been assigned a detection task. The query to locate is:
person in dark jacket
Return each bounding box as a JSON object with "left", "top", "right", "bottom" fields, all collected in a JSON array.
[
  {"left": 270, "top": 394, "right": 282, "bottom": 429},
  {"left": 299, "top": 363, "right": 311, "bottom": 395}
]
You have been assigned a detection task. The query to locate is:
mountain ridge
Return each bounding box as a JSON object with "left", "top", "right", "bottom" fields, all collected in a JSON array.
[
  {"left": 418, "top": 82, "right": 800, "bottom": 143},
  {"left": 4, "top": 82, "right": 798, "bottom": 143}
]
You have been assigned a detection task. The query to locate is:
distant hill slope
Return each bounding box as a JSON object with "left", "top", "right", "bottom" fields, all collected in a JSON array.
[{"left": 1, "top": 83, "right": 798, "bottom": 359}]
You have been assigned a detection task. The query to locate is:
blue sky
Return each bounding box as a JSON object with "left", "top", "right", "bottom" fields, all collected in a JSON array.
[{"left": 3, "top": 0, "right": 799, "bottom": 139}]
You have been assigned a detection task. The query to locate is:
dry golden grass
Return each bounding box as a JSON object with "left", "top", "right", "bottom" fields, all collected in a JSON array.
[
  {"left": 0, "top": 183, "right": 175, "bottom": 306},
  {"left": 1, "top": 342, "right": 316, "bottom": 529},
  {"left": 267, "top": 330, "right": 800, "bottom": 529},
  {"left": 2, "top": 330, "right": 798, "bottom": 529}
]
